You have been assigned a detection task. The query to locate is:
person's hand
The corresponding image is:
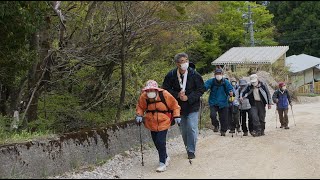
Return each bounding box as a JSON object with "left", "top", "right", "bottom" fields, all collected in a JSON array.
[
  {"left": 178, "top": 90, "right": 185, "bottom": 98},
  {"left": 239, "top": 97, "right": 243, "bottom": 102},
  {"left": 268, "top": 104, "right": 272, "bottom": 109},
  {"left": 229, "top": 91, "right": 233, "bottom": 97},
  {"left": 180, "top": 95, "right": 188, "bottom": 101},
  {"left": 229, "top": 96, "right": 235, "bottom": 102},
  {"left": 136, "top": 116, "right": 143, "bottom": 125},
  {"left": 175, "top": 117, "right": 181, "bottom": 126},
  {"left": 274, "top": 98, "right": 279, "bottom": 103}
]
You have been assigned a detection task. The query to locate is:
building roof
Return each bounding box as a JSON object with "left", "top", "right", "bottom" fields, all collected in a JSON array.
[
  {"left": 285, "top": 54, "right": 320, "bottom": 73},
  {"left": 211, "top": 46, "right": 289, "bottom": 65}
]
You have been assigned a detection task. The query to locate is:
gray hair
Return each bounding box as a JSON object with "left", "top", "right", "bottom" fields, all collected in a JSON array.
[{"left": 174, "top": 52, "right": 188, "bottom": 63}]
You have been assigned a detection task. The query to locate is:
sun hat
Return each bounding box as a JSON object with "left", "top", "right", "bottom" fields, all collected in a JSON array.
[
  {"left": 250, "top": 74, "right": 258, "bottom": 83},
  {"left": 142, "top": 80, "right": 161, "bottom": 91}
]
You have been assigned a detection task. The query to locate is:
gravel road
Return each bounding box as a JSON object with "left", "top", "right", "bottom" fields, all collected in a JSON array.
[{"left": 51, "top": 100, "right": 320, "bottom": 179}]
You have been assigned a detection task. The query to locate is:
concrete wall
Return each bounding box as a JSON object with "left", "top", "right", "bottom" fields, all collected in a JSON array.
[{"left": 0, "top": 120, "right": 181, "bottom": 178}]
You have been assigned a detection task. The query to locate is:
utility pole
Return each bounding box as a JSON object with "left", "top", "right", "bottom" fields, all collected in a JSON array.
[
  {"left": 243, "top": 5, "right": 255, "bottom": 47},
  {"left": 248, "top": 5, "right": 254, "bottom": 46}
]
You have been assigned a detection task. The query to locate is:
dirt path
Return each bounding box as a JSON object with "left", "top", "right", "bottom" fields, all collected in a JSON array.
[
  {"left": 121, "top": 102, "right": 320, "bottom": 179},
  {"left": 52, "top": 101, "right": 320, "bottom": 179}
]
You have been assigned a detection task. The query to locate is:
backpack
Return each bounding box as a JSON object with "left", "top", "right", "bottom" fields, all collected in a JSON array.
[
  {"left": 211, "top": 78, "right": 231, "bottom": 97},
  {"left": 146, "top": 91, "right": 175, "bottom": 126}
]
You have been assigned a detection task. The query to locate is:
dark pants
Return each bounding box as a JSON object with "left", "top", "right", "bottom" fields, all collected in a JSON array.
[
  {"left": 249, "top": 101, "right": 266, "bottom": 132},
  {"left": 151, "top": 130, "right": 168, "bottom": 164},
  {"left": 210, "top": 106, "right": 229, "bottom": 132},
  {"left": 278, "top": 108, "right": 289, "bottom": 127},
  {"left": 239, "top": 109, "right": 253, "bottom": 133},
  {"left": 229, "top": 105, "right": 240, "bottom": 131}
]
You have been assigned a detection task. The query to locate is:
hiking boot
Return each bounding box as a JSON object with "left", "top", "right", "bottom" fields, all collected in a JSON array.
[
  {"left": 156, "top": 162, "right": 166, "bottom": 172},
  {"left": 220, "top": 131, "right": 226, "bottom": 136},
  {"left": 243, "top": 132, "right": 248, "bottom": 136},
  {"left": 187, "top": 152, "right": 195, "bottom": 159},
  {"left": 280, "top": 126, "right": 284, "bottom": 128},
  {"left": 284, "top": 126, "right": 290, "bottom": 129},
  {"left": 229, "top": 130, "right": 235, "bottom": 133},
  {"left": 213, "top": 126, "right": 219, "bottom": 132},
  {"left": 251, "top": 130, "right": 261, "bottom": 137},
  {"left": 165, "top": 156, "right": 170, "bottom": 166},
  {"left": 261, "top": 130, "right": 265, "bottom": 136}
]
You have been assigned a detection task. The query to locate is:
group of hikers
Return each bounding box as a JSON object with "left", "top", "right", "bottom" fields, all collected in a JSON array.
[{"left": 135, "top": 52, "right": 293, "bottom": 172}]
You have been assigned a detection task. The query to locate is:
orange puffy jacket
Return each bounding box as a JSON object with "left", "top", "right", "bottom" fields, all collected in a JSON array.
[{"left": 136, "top": 89, "right": 181, "bottom": 132}]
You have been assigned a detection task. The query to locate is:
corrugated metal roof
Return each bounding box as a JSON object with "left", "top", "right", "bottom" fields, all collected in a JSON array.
[
  {"left": 285, "top": 54, "right": 320, "bottom": 73},
  {"left": 211, "top": 46, "right": 289, "bottom": 65}
]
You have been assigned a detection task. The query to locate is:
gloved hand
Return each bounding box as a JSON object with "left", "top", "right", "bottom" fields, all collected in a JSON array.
[
  {"left": 229, "top": 96, "right": 235, "bottom": 102},
  {"left": 136, "top": 116, "right": 143, "bottom": 125},
  {"left": 175, "top": 117, "right": 181, "bottom": 126}
]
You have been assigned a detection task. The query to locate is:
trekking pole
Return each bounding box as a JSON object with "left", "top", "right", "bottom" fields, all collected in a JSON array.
[
  {"left": 290, "top": 104, "right": 296, "bottom": 126},
  {"left": 199, "top": 97, "right": 203, "bottom": 135},
  {"left": 231, "top": 106, "right": 234, "bottom": 138},
  {"left": 240, "top": 108, "right": 243, "bottom": 138},
  {"left": 275, "top": 109, "right": 278, "bottom": 128},
  {"left": 139, "top": 123, "right": 144, "bottom": 166}
]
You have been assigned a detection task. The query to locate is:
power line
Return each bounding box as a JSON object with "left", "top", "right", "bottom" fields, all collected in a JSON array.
[
  {"left": 276, "top": 28, "right": 320, "bottom": 37},
  {"left": 279, "top": 36, "right": 320, "bottom": 44}
]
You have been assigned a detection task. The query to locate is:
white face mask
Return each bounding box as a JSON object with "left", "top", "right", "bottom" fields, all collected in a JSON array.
[
  {"left": 232, "top": 82, "right": 236, "bottom": 86},
  {"left": 216, "top": 75, "right": 223, "bottom": 81},
  {"left": 281, "top": 86, "right": 286, "bottom": 91},
  {"left": 252, "top": 81, "right": 258, "bottom": 86},
  {"left": 147, "top": 92, "right": 157, "bottom": 99},
  {"left": 180, "top": 62, "right": 189, "bottom": 71}
]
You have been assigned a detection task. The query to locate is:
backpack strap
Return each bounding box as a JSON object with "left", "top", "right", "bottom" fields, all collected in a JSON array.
[
  {"left": 158, "top": 91, "right": 169, "bottom": 111},
  {"left": 211, "top": 78, "right": 229, "bottom": 96},
  {"left": 146, "top": 91, "right": 172, "bottom": 114}
]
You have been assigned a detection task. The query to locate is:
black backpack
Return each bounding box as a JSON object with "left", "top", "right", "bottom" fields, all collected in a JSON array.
[{"left": 146, "top": 91, "right": 175, "bottom": 126}]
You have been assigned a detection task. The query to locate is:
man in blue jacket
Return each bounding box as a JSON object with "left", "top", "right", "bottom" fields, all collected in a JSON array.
[
  {"left": 272, "top": 82, "right": 292, "bottom": 129},
  {"left": 204, "top": 68, "right": 233, "bottom": 136}
]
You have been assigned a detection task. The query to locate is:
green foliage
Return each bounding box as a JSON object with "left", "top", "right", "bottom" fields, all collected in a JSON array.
[
  {"left": 186, "top": 1, "right": 277, "bottom": 75},
  {"left": 0, "top": 1, "right": 48, "bottom": 86},
  {"left": 268, "top": 1, "right": 320, "bottom": 56},
  {"left": 0, "top": 114, "right": 53, "bottom": 144}
]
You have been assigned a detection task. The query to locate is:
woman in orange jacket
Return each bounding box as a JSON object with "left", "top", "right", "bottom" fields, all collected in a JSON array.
[{"left": 136, "top": 80, "right": 181, "bottom": 172}]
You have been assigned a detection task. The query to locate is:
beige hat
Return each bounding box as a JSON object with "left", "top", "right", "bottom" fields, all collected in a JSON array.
[{"left": 250, "top": 74, "right": 258, "bottom": 83}]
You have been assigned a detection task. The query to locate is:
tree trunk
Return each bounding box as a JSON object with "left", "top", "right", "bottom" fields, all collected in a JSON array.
[
  {"left": 115, "top": 36, "right": 126, "bottom": 123},
  {"left": 0, "top": 84, "right": 8, "bottom": 116},
  {"left": 26, "top": 16, "right": 51, "bottom": 123},
  {"left": 9, "top": 77, "right": 28, "bottom": 116}
]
